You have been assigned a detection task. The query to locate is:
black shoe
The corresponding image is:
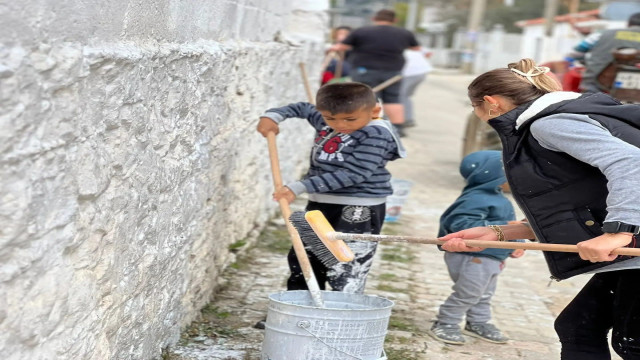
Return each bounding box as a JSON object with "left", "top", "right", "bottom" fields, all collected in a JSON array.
[
  {"left": 254, "top": 318, "right": 266, "bottom": 329},
  {"left": 404, "top": 119, "right": 416, "bottom": 128},
  {"left": 393, "top": 124, "right": 407, "bottom": 138}
]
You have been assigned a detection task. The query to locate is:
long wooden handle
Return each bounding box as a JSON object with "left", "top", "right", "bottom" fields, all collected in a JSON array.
[
  {"left": 320, "top": 51, "right": 336, "bottom": 73},
  {"left": 299, "top": 63, "right": 315, "bottom": 104},
  {"left": 335, "top": 51, "right": 344, "bottom": 79},
  {"left": 266, "top": 132, "right": 324, "bottom": 307},
  {"left": 333, "top": 233, "right": 640, "bottom": 256},
  {"left": 372, "top": 74, "right": 403, "bottom": 93}
]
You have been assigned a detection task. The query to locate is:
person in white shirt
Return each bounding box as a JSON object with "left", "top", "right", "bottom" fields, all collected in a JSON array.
[{"left": 400, "top": 47, "right": 433, "bottom": 128}]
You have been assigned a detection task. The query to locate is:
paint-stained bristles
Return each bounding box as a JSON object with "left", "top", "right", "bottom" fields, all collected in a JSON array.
[
  {"left": 304, "top": 210, "right": 355, "bottom": 263},
  {"left": 288, "top": 211, "right": 355, "bottom": 267}
]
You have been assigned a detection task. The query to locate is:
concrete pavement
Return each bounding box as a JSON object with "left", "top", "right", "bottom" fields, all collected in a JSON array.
[{"left": 166, "top": 70, "right": 619, "bottom": 360}]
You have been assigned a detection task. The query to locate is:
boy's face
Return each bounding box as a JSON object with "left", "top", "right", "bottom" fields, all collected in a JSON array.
[{"left": 319, "top": 105, "right": 381, "bottom": 134}]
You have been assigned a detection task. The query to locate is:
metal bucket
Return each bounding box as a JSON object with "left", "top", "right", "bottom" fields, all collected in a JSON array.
[{"left": 261, "top": 290, "right": 394, "bottom": 360}]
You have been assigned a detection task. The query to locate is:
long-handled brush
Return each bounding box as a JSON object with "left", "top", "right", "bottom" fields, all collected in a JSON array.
[
  {"left": 266, "top": 133, "right": 325, "bottom": 307},
  {"left": 289, "top": 211, "right": 354, "bottom": 268},
  {"left": 371, "top": 74, "right": 403, "bottom": 93},
  {"left": 292, "top": 210, "right": 640, "bottom": 259},
  {"left": 298, "top": 63, "right": 315, "bottom": 105}
]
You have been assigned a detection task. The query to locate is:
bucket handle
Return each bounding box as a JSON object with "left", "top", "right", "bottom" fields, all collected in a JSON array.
[{"left": 297, "top": 321, "right": 387, "bottom": 360}]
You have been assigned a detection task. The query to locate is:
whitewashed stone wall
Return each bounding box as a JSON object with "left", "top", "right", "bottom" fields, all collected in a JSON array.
[{"left": 0, "top": 1, "right": 328, "bottom": 359}]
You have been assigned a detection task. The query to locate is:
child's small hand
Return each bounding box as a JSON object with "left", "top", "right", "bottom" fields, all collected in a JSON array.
[
  {"left": 510, "top": 249, "right": 525, "bottom": 258},
  {"left": 257, "top": 117, "right": 279, "bottom": 137},
  {"left": 273, "top": 186, "right": 296, "bottom": 204}
]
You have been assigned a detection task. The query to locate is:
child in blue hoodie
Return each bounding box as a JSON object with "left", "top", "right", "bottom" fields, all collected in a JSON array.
[{"left": 429, "top": 150, "right": 525, "bottom": 345}]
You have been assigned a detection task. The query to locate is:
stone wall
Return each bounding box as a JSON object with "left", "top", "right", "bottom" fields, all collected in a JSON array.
[{"left": 0, "top": 1, "right": 328, "bottom": 359}]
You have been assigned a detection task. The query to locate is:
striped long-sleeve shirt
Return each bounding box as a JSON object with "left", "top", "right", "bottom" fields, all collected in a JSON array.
[{"left": 262, "top": 102, "right": 406, "bottom": 206}]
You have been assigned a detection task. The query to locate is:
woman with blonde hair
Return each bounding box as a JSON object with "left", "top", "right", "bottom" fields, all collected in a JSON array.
[{"left": 441, "top": 58, "right": 640, "bottom": 359}]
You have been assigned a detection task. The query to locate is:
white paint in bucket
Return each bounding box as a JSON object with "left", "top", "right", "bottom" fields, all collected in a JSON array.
[{"left": 261, "top": 290, "right": 394, "bottom": 360}]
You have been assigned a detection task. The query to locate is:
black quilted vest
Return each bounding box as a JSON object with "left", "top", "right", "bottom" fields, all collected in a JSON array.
[{"left": 489, "top": 93, "right": 640, "bottom": 280}]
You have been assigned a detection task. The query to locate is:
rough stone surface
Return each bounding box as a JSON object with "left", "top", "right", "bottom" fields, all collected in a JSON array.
[{"left": 0, "top": 1, "right": 328, "bottom": 359}]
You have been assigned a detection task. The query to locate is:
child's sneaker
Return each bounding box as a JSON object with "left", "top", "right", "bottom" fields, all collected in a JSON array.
[
  {"left": 428, "top": 322, "right": 466, "bottom": 345},
  {"left": 463, "top": 322, "right": 509, "bottom": 344}
]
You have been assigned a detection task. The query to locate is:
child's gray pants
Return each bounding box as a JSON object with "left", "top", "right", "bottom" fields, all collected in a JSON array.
[{"left": 436, "top": 252, "right": 503, "bottom": 325}]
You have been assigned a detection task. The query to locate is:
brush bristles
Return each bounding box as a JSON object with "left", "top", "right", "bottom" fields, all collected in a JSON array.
[
  {"left": 289, "top": 211, "right": 340, "bottom": 267},
  {"left": 304, "top": 210, "right": 355, "bottom": 262}
]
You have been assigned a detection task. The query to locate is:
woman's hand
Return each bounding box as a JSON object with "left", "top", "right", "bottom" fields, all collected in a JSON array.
[
  {"left": 273, "top": 186, "right": 296, "bottom": 204},
  {"left": 257, "top": 117, "right": 279, "bottom": 137},
  {"left": 576, "top": 233, "right": 634, "bottom": 262},
  {"left": 439, "top": 227, "right": 496, "bottom": 252}
]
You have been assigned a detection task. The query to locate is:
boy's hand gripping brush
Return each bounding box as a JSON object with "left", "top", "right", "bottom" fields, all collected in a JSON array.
[
  {"left": 266, "top": 132, "right": 325, "bottom": 307},
  {"left": 295, "top": 210, "right": 640, "bottom": 258}
]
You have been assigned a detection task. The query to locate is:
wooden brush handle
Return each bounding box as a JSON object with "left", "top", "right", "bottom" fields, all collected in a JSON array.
[
  {"left": 320, "top": 51, "right": 336, "bottom": 73},
  {"left": 299, "top": 63, "right": 315, "bottom": 104},
  {"left": 267, "top": 132, "right": 324, "bottom": 307},
  {"left": 333, "top": 233, "right": 640, "bottom": 256},
  {"left": 371, "top": 75, "right": 403, "bottom": 93},
  {"left": 334, "top": 51, "right": 344, "bottom": 79}
]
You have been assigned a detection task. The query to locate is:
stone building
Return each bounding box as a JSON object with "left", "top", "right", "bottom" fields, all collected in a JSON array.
[{"left": 0, "top": 1, "right": 327, "bottom": 359}]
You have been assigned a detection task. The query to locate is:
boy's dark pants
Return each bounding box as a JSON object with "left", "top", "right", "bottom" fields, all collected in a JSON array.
[{"left": 287, "top": 201, "right": 385, "bottom": 294}]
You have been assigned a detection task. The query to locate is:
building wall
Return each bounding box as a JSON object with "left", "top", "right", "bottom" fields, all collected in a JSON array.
[
  {"left": 0, "top": 1, "right": 328, "bottom": 359},
  {"left": 475, "top": 26, "right": 523, "bottom": 73}
]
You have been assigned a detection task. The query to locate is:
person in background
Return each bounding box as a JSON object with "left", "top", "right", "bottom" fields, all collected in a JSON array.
[
  {"left": 400, "top": 46, "right": 433, "bottom": 128},
  {"left": 572, "top": 12, "right": 640, "bottom": 93},
  {"left": 322, "top": 26, "right": 353, "bottom": 85},
  {"left": 429, "top": 150, "right": 524, "bottom": 345},
  {"left": 441, "top": 58, "right": 640, "bottom": 359},
  {"left": 330, "top": 9, "right": 420, "bottom": 137}
]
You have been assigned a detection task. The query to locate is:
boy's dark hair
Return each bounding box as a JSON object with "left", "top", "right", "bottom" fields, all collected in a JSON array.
[
  {"left": 629, "top": 13, "right": 640, "bottom": 27},
  {"left": 315, "top": 82, "right": 377, "bottom": 114},
  {"left": 373, "top": 9, "right": 395, "bottom": 22}
]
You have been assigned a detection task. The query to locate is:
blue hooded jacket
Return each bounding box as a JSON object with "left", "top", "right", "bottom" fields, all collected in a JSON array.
[{"left": 438, "top": 150, "right": 516, "bottom": 261}]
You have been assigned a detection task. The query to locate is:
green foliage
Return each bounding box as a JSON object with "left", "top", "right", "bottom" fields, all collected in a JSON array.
[
  {"left": 228, "top": 239, "right": 247, "bottom": 251},
  {"left": 201, "top": 305, "right": 231, "bottom": 319},
  {"left": 381, "top": 246, "right": 416, "bottom": 263},
  {"left": 394, "top": 2, "right": 409, "bottom": 27},
  {"left": 388, "top": 317, "right": 418, "bottom": 332},
  {"left": 376, "top": 283, "right": 408, "bottom": 293},
  {"left": 385, "top": 347, "right": 420, "bottom": 360},
  {"left": 381, "top": 222, "right": 403, "bottom": 235},
  {"left": 256, "top": 228, "right": 291, "bottom": 254},
  {"left": 378, "top": 273, "right": 398, "bottom": 281}
]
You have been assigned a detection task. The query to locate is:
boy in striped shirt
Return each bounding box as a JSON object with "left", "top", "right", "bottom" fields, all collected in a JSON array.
[{"left": 257, "top": 82, "right": 406, "bottom": 294}]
